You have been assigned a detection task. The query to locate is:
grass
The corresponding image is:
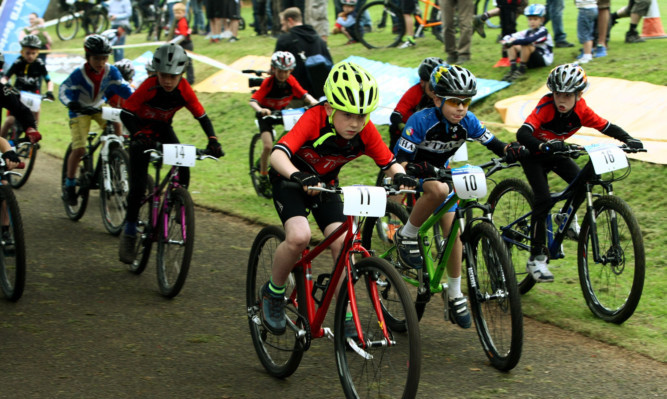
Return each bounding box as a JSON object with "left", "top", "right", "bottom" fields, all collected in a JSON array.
[{"left": 36, "top": 1, "right": 667, "bottom": 362}]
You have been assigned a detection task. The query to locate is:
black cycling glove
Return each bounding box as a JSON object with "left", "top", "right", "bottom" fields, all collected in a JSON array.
[
  {"left": 540, "top": 139, "right": 567, "bottom": 154},
  {"left": 206, "top": 137, "right": 224, "bottom": 157},
  {"left": 393, "top": 172, "right": 418, "bottom": 188},
  {"left": 625, "top": 138, "right": 643, "bottom": 149},
  {"left": 504, "top": 141, "right": 530, "bottom": 163},
  {"left": 406, "top": 161, "right": 436, "bottom": 178},
  {"left": 2, "top": 150, "right": 20, "bottom": 164},
  {"left": 67, "top": 101, "right": 82, "bottom": 113},
  {"left": 290, "top": 171, "right": 320, "bottom": 188}
]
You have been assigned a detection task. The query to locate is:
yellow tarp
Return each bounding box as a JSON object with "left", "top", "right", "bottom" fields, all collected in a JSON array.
[
  {"left": 192, "top": 55, "right": 271, "bottom": 94},
  {"left": 494, "top": 76, "right": 667, "bottom": 164}
]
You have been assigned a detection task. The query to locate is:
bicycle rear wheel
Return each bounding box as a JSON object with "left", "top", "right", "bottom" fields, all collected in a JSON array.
[
  {"left": 132, "top": 4, "right": 144, "bottom": 33},
  {"left": 129, "top": 175, "right": 155, "bottom": 275},
  {"left": 246, "top": 226, "right": 306, "bottom": 378},
  {"left": 249, "top": 133, "right": 271, "bottom": 199},
  {"left": 578, "top": 195, "right": 645, "bottom": 324},
  {"left": 61, "top": 144, "right": 90, "bottom": 221},
  {"left": 84, "top": 8, "right": 109, "bottom": 34},
  {"left": 57, "top": 11, "right": 79, "bottom": 41},
  {"left": 8, "top": 131, "right": 38, "bottom": 189},
  {"left": 335, "top": 257, "right": 421, "bottom": 399},
  {"left": 466, "top": 222, "right": 523, "bottom": 371},
  {"left": 99, "top": 147, "right": 130, "bottom": 236},
  {"left": 487, "top": 178, "right": 535, "bottom": 294},
  {"left": 156, "top": 187, "right": 194, "bottom": 298},
  {"left": 0, "top": 186, "right": 26, "bottom": 302},
  {"left": 355, "top": 1, "right": 406, "bottom": 49}
]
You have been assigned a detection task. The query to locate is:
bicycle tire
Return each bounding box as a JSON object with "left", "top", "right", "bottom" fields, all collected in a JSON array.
[
  {"left": 84, "top": 8, "right": 109, "bottom": 35},
  {"left": 129, "top": 175, "right": 155, "bottom": 275},
  {"left": 246, "top": 226, "right": 306, "bottom": 378},
  {"left": 99, "top": 146, "right": 130, "bottom": 236},
  {"left": 578, "top": 195, "right": 645, "bottom": 324},
  {"left": 156, "top": 186, "right": 195, "bottom": 298},
  {"left": 335, "top": 257, "right": 421, "bottom": 399},
  {"left": 8, "top": 130, "right": 38, "bottom": 189},
  {"left": 487, "top": 178, "right": 536, "bottom": 294},
  {"left": 466, "top": 222, "right": 523, "bottom": 371},
  {"left": 355, "top": 1, "right": 406, "bottom": 49},
  {"left": 57, "top": 11, "right": 79, "bottom": 41},
  {"left": 0, "top": 186, "right": 26, "bottom": 302},
  {"left": 61, "top": 144, "right": 90, "bottom": 221},
  {"left": 132, "top": 4, "right": 144, "bottom": 33},
  {"left": 249, "top": 133, "right": 271, "bottom": 199}
]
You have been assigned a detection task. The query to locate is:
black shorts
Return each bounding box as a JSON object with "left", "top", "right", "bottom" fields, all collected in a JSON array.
[
  {"left": 257, "top": 114, "right": 279, "bottom": 134},
  {"left": 400, "top": 0, "right": 417, "bottom": 14},
  {"left": 272, "top": 179, "right": 346, "bottom": 231},
  {"left": 221, "top": 0, "right": 241, "bottom": 19},
  {"left": 206, "top": 0, "right": 224, "bottom": 19},
  {"left": 527, "top": 48, "right": 547, "bottom": 68}
]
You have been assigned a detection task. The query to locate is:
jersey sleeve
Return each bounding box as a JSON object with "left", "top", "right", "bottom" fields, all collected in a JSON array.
[
  {"left": 122, "top": 78, "right": 152, "bottom": 114},
  {"left": 250, "top": 77, "right": 272, "bottom": 104},
  {"left": 274, "top": 107, "right": 322, "bottom": 158},
  {"left": 287, "top": 75, "right": 308, "bottom": 99},
  {"left": 180, "top": 80, "right": 206, "bottom": 118},
  {"left": 393, "top": 84, "right": 423, "bottom": 123},
  {"left": 361, "top": 122, "right": 395, "bottom": 169},
  {"left": 576, "top": 98, "right": 610, "bottom": 131},
  {"left": 463, "top": 112, "right": 495, "bottom": 145}
]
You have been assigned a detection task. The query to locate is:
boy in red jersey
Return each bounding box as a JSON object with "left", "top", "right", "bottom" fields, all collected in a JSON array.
[
  {"left": 516, "top": 63, "right": 643, "bottom": 282},
  {"left": 118, "top": 43, "right": 224, "bottom": 264},
  {"left": 171, "top": 2, "right": 195, "bottom": 84}
]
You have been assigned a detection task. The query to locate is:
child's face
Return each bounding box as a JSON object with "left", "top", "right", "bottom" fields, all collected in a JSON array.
[
  {"left": 157, "top": 72, "right": 183, "bottom": 92},
  {"left": 325, "top": 103, "right": 368, "bottom": 140},
  {"left": 87, "top": 55, "right": 109, "bottom": 73},
  {"left": 527, "top": 16, "right": 543, "bottom": 29},
  {"left": 434, "top": 95, "right": 471, "bottom": 124},
  {"left": 274, "top": 68, "right": 292, "bottom": 82},
  {"left": 343, "top": 5, "right": 355, "bottom": 12},
  {"left": 174, "top": 9, "right": 186, "bottom": 20},
  {"left": 21, "top": 47, "right": 39, "bottom": 64},
  {"left": 28, "top": 14, "right": 38, "bottom": 26},
  {"left": 552, "top": 92, "right": 581, "bottom": 113}
]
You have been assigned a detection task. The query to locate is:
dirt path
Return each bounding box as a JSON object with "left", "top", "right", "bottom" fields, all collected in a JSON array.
[{"left": 0, "top": 153, "right": 664, "bottom": 398}]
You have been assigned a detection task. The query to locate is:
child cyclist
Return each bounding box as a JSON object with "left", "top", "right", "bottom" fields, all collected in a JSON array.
[
  {"left": 0, "top": 34, "right": 54, "bottom": 138},
  {"left": 260, "top": 61, "right": 418, "bottom": 335},
  {"left": 248, "top": 51, "right": 318, "bottom": 197},
  {"left": 108, "top": 58, "right": 136, "bottom": 136},
  {"left": 59, "top": 34, "right": 133, "bottom": 206},
  {"left": 393, "top": 64, "right": 525, "bottom": 328},
  {"left": 388, "top": 56, "right": 444, "bottom": 150},
  {"left": 516, "top": 63, "right": 643, "bottom": 283},
  {"left": 118, "top": 43, "right": 224, "bottom": 264}
]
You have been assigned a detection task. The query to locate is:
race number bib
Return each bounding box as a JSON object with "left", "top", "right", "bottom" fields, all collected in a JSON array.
[
  {"left": 101, "top": 107, "right": 122, "bottom": 122},
  {"left": 585, "top": 143, "right": 628, "bottom": 174},
  {"left": 281, "top": 108, "right": 306, "bottom": 131},
  {"left": 342, "top": 186, "right": 387, "bottom": 217},
  {"left": 20, "top": 91, "right": 41, "bottom": 112},
  {"left": 452, "top": 165, "right": 486, "bottom": 199},
  {"left": 163, "top": 144, "right": 196, "bottom": 167}
]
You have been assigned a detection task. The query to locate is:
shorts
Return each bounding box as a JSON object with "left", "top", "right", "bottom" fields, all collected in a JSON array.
[
  {"left": 576, "top": 8, "right": 598, "bottom": 44},
  {"left": 527, "top": 48, "right": 548, "bottom": 68},
  {"left": 630, "top": 0, "right": 651, "bottom": 17},
  {"left": 206, "top": 0, "right": 224, "bottom": 19},
  {"left": 69, "top": 113, "right": 106, "bottom": 149},
  {"left": 257, "top": 114, "right": 279, "bottom": 135},
  {"left": 220, "top": 0, "right": 241, "bottom": 19},
  {"left": 596, "top": 0, "right": 610, "bottom": 9},
  {"left": 311, "top": 20, "right": 329, "bottom": 38},
  {"left": 272, "top": 179, "right": 346, "bottom": 231},
  {"left": 418, "top": 179, "right": 457, "bottom": 213},
  {"left": 400, "top": 0, "right": 416, "bottom": 14}
]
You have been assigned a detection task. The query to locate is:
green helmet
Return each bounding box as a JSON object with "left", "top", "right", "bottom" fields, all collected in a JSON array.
[{"left": 324, "top": 62, "right": 379, "bottom": 115}]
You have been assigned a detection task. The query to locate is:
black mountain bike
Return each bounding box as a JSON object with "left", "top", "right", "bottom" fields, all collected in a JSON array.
[
  {"left": 57, "top": 0, "right": 109, "bottom": 41},
  {"left": 0, "top": 162, "right": 27, "bottom": 301}
]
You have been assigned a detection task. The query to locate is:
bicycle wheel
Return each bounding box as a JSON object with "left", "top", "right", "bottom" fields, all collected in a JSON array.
[
  {"left": 56, "top": 11, "right": 79, "bottom": 41},
  {"left": 466, "top": 222, "right": 522, "bottom": 371},
  {"left": 8, "top": 132, "right": 38, "bottom": 189},
  {"left": 335, "top": 257, "right": 421, "bottom": 399},
  {"left": 355, "top": 1, "right": 406, "bottom": 49},
  {"left": 487, "top": 178, "right": 535, "bottom": 294},
  {"left": 61, "top": 144, "right": 90, "bottom": 221},
  {"left": 84, "top": 9, "right": 109, "bottom": 34},
  {"left": 249, "top": 133, "right": 271, "bottom": 199},
  {"left": 99, "top": 147, "right": 130, "bottom": 236},
  {"left": 132, "top": 5, "right": 144, "bottom": 33},
  {"left": 156, "top": 187, "right": 195, "bottom": 298},
  {"left": 0, "top": 186, "right": 26, "bottom": 302},
  {"left": 246, "top": 226, "right": 306, "bottom": 378},
  {"left": 578, "top": 195, "right": 645, "bottom": 324},
  {"left": 129, "top": 175, "right": 155, "bottom": 275}
]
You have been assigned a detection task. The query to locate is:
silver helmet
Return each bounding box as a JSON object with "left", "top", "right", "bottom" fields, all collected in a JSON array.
[{"left": 152, "top": 43, "right": 189, "bottom": 75}]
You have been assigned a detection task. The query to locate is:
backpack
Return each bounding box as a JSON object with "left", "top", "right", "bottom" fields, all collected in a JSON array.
[{"left": 301, "top": 53, "right": 332, "bottom": 100}]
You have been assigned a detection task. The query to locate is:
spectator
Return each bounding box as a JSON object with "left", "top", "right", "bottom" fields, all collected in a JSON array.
[
  {"left": 166, "top": 0, "right": 181, "bottom": 28},
  {"left": 332, "top": 0, "right": 359, "bottom": 44},
  {"left": 187, "top": 0, "right": 206, "bottom": 34},
  {"left": 399, "top": 0, "right": 418, "bottom": 48},
  {"left": 170, "top": 2, "right": 195, "bottom": 83},
  {"left": 305, "top": 0, "right": 329, "bottom": 41},
  {"left": 546, "top": 0, "right": 575, "bottom": 47},
  {"left": 574, "top": 0, "right": 598, "bottom": 64},
  {"left": 473, "top": 0, "right": 528, "bottom": 64},
  {"left": 221, "top": 0, "right": 242, "bottom": 42},
  {"left": 593, "top": 0, "right": 610, "bottom": 57},
  {"left": 19, "top": 13, "right": 52, "bottom": 65},
  {"left": 609, "top": 0, "right": 651, "bottom": 43},
  {"left": 107, "top": 0, "right": 132, "bottom": 62},
  {"left": 252, "top": 0, "right": 269, "bottom": 36},
  {"left": 442, "top": 0, "right": 474, "bottom": 64},
  {"left": 207, "top": 0, "right": 224, "bottom": 42}
]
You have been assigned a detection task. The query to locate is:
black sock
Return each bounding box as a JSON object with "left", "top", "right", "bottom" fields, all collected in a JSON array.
[
  {"left": 509, "top": 60, "right": 517, "bottom": 71},
  {"left": 519, "top": 63, "right": 527, "bottom": 73}
]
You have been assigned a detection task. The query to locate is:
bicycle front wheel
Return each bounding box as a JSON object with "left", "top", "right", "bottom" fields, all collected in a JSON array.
[
  {"left": 61, "top": 144, "right": 90, "bottom": 221},
  {"left": 129, "top": 175, "right": 155, "bottom": 275},
  {"left": 131, "top": 4, "right": 144, "bottom": 33},
  {"left": 156, "top": 187, "right": 195, "bottom": 298},
  {"left": 9, "top": 135, "right": 38, "bottom": 189},
  {"left": 466, "top": 222, "right": 523, "bottom": 371},
  {"left": 355, "top": 1, "right": 406, "bottom": 49},
  {"left": 335, "top": 257, "right": 421, "bottom": 399},
  {"left": 84, "top": 8, "right": 109, "bottom": 34},
  {"left": 246, "top": 226, "right": 306, "bottom": 378},
  {"left": 487, "top": 178, "right": 535, "bottom": 294},
  {"left": 99, "top": 147, "right": 130, "bottom": 236},
  {"left": 57, "top": 11, "right": 79, "bottom": 40},
  {"left": 0, "top": 186, "right": 26, "bottom": 302},
  {"left": 578, "top": 195, "right": 645, "bottom": 324}
]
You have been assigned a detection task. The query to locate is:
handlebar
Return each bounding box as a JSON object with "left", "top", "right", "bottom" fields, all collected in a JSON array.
[
  {"left": 551, "top": 143, "right": 648, "bottom": 158},
  {"left": 426, "top": 156, "right": 519, "bottom": 181},
  {"left": 143, "top": 146, "right": 220, "bottom": 161},
  {"left": 281, "top": 180, "right": 416, "bottom": 196}
]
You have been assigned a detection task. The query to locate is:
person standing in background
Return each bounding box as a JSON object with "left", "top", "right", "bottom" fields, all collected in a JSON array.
[
  {"left": 442, "top": 0, "right": 474, "bottom": 64},
  {"left": 305, "top": 0, "right": 329, "bottom": 41},
  {"left": 546, "top": 0, "right": 575, "bottom": 47},
  {"left": 107, "top": 0, "right": 132, "bottom": 62}
]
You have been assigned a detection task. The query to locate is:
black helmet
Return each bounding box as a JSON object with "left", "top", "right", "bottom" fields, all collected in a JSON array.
[
  {"left": 418, "top": 57, "right": 445, "bottom": 82},
  {"left": 547, "top": 63, "right": 589, "bottom": 93},
  {"left": 114, "top": 58, "right": 135, "bottom": 81},
  {"left": 84, "top": 34, "right": 112, "bottom": 56},
  {"left": 20, "top": 34, "right": 42, "bottom": 49},
  {"left": 152, "top": 43, "right": 189, "bottom": 75},
  {"left": 430, "top": 64, "right": 477, "bottom": 97}
]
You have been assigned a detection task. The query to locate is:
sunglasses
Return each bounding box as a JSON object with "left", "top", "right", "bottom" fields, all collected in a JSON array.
[{"left": 442, "top": 97, "right": 472, "bottom": 107}]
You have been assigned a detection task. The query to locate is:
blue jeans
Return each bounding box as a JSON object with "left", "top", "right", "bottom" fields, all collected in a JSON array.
[
  {"left": 187, "top": 0, "right": 206, "bottom": 31},
  {"left": 577, "top": 8, "right": 598, "bottom": 44},
  {"left": 111, "top": 27, "right": 125, "bottom": 62},
  {"left": 546, "top": 0, "right": 567, "bottom": 43}
]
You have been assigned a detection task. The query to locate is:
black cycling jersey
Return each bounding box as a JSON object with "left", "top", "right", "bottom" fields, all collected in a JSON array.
[
  {"left": 0, "top": 83, "right": 37, "bottom": 130},
  {"left": 3, "top": 56, "right": 51, "bottom": 93}
]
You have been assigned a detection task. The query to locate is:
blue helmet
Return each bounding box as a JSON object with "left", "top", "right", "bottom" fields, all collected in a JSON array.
[{"left": 524, "top": 4, "right": 546, "bottom": 17}]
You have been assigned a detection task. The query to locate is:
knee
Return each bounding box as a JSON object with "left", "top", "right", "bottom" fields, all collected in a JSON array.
[{"left": 285, "top": 230, "right": 311, "bottom": 251}]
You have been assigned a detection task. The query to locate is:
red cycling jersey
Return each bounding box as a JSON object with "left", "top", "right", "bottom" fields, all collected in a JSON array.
[
  {"left": 251, "top": 75, "right": 307, "bottom": 111},
  {"left": 123, "top": 75, "right": 205, "bottom": 125},
  {"left": 393, "top": 83, "right": 430, "bottom": 123}
]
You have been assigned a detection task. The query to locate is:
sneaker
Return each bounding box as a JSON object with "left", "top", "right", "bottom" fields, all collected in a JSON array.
[
  {"left": 228, "top": 36, "right": 239, "bottom": 43},
  {"left": 258, "top": 175, "right": 272, "bottom": 198},
  {"left": 344, "top": 318, "right": 359, "bottom": 341},
  {"left": 554, "top": 213, "right": 580, "bottom": 240},
  {"left": 456, "top": 56, "right": 470, "bottom": 64},
  {"left": 398, "top": 39, "right": 416, "bottom": 49},
  {"left": 446, "top": 55, "right": 458, "bottom": 64},
  {"left": 555, "top": 40, "right": 575, "bottom": 48},
  {"left": 119, "top": 231, "right": 137, "bottom": 264},
  {"left": 526, "top": 255, "right": 554, "bottom": 283},
  {"left": 472, "top": 15, "right": 486, "bottom": 38},
  {"left": 395, "top": 228, "right": 423, "bottom": 269},
  {"left": 261, "top": 282, "right": 286, "bottom": 335},
  {"left": 2, "top": 230, "right": 15, "bottom": 256},
  {"left": 220, "top": 31, "right": 232, "bottom": 39},
  {"left": 505, "top": 69, "right": 526, "bottom": 82},
  {"left": 577, "top": 54, "right": 593, "bottom": 64},
  {"left": 594, "top": 45, "right": 607, "bottom": 58},
  {"left": 448, "top": 296, "right": 471, "bottom": 328},
  {"left": 625, "top": 32, "right": 645, "bottom": 43},
  {"left": 63, "top": 185, "right": 77, "bottom": 206}
]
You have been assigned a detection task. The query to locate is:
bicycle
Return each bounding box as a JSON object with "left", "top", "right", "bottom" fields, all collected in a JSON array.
[
  {"left": 60, "top": 107, "right": 130, "bottom": 235},
  {"left": 0, "top": 161, "right": 27, "bottom": 302},
  {"left": 127, "top": 143, "right": 218, "bottom": 298},
  {"left": 487, "top": 143, "right": 646, "bottom": 324},
  {"left": 247, "top": 182, "right": 422, "bottom": 398},
  {"left": 362, "top": 157, "right": 523, "bottom": 371},
  {"left": 56, "top": 0, "right": 110, "bottom": 41}
]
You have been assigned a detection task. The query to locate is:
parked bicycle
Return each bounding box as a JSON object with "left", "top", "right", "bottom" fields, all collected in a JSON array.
[
  {"left": 57, "top": 0, "right": 109, "bottom": 41},
  {"left": 487, "top": 143, "right": 646, "bottom": 324},
  {"left": 60, "top": 107, "right": 130, "bottom": 236},
  {"left": 362, "top": 157, "right": 523, "bottom": 371},
  {"left": 0, "top": 160, "right": 26, "bottom": 302},
  {"left": 247, "top": 182, "right": 422, "bottom": 398},
  {"left": 126, "top": 143, "right": 218, "bottom": 298}
]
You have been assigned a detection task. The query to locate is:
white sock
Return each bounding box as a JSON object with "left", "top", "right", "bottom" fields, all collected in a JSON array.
[
  {"left": 448, "top": 276, "right": 462, "bottom": 299},
  {"left": 401, "top": 220, "right": 420, "bottom": 237}
]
